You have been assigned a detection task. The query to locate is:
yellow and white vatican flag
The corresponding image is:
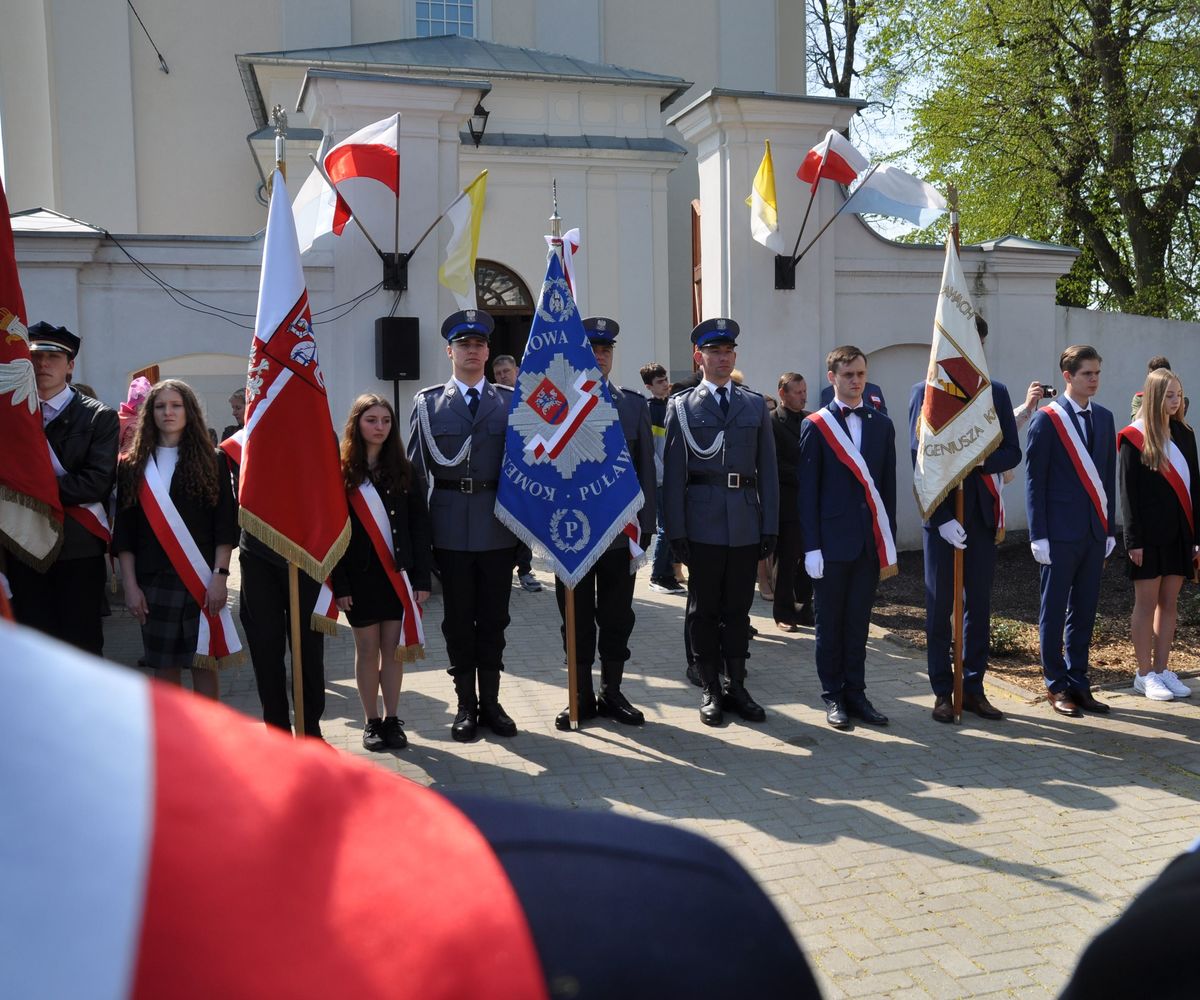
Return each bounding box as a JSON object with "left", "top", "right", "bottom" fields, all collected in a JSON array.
[
  {"left": 913, "top": 239, "right": 1002, "bottom": 518},
  {"left": 746, "top": 140, "right": 786, "bottom": 253},
  {"left": 438, "top": 170, "right": 488, "bottom": 309}
]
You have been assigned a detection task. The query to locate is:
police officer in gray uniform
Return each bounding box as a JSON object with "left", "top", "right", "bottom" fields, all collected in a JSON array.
[
  {"left": 552, "top": 317, "right": 657, "bottom": 730},
  {"left": 663, "top": 318, "right": 779, "bottom": 726},
  {"left": 408, "top": 309, "right": 519, "bottom": 742}
]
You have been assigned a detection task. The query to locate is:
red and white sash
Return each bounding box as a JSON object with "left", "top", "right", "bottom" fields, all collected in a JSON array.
[
  {"left": 1043, "top": 400, "right": 1108, "bottom": 533},
  {"left": 46, "top": 440, "right": 111, "bottom": 543},
  {"left": 980, "top": 472, "right": 1005, "bottom": 543},
  {"left": 808, "top": 408, "right": 897, "bottom": 579},
  {"left": 1118, "top": 419, "right": 1194, "bottom": 536},
  {"left": 348, "top": 480, "right": 425, "bottom": 662},
  {"left": 137, "top": 458, "right": 242, "bottom": 667}
]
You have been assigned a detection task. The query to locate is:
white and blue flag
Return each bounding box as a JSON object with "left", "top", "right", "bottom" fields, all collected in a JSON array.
[{"left": 496, "top": 251, "right": 643, "bottom": 587}]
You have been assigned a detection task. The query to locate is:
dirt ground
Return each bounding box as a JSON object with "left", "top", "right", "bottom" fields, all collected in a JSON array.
[{"left": 873, "top": 529, "right": 1200, "bottom": 695}]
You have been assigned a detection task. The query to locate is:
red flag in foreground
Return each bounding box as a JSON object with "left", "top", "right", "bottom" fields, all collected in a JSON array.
[
  {"left": 0, "top": 176, "right": 63, "bottom": 572},
  {"left": 240, "top": 171, "right": 348, "bottom": 580},
  {"left": 797, "top": 129, "right": 869, "bottom": 193},
  {"left": 292, "top": 114, "right": 400, "bottom": 253}
]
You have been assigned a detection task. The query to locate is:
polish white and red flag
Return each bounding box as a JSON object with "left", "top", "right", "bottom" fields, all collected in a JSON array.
[
  {"left": 292, "top": 114, "right": 400, "bottom": 254},
  {"left": 796, "top": 129, "right": 869, "bottom": 193},
  {"left": 240, "top": 170, "right": 348, "bottom": 581}
]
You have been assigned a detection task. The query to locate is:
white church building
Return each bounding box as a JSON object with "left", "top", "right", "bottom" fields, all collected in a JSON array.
[{"left": 3, "top": 0, "right": 1194, "bottom": 546}]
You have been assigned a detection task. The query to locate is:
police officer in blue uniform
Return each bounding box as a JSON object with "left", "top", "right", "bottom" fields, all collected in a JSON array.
[
  {"left": 552, "top": 317, "right": 657, "bottom": 730},
  {"left": 663, "top": 318, "right": 779, "bottom": 726},
  {"left": 408, "top": 309, "right": 519, "bottom": 742}
]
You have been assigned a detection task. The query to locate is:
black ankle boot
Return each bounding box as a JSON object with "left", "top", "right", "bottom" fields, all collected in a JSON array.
[
  {"left": 478, "top": 669, "right": 517, "bottom": 737},
  {"left": 597, "top": 660, "right": 645, "bottom": 725},
  {"left": 451, "top": 670, "right": 478, "bottom": 742}
]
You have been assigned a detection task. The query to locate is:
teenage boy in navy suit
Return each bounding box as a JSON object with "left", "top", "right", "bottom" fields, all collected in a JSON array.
[
  {"left": 798, "top": 346, "right": 897, "bottom": 729},
  {"left": 1025, "top": 344, "right": 1117, "bottom": 717}
]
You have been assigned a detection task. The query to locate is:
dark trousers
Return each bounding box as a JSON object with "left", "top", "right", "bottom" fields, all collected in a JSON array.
[
  {"left": 651, "top": 484, "right": 675, "bottom": 582},
  {"left": 514, "top": 542, "right": 533, "bottom": 577},
  {"left": 9, "top": 554, "right": 106, "bottom": 655},
  {"left": 239, "top": 548, "right": 326, "bottom": 736},
  {"left": 772, "top": 517, "right": 812, "bottom": 623},
  {"left": 687, "top": 542, "right": 759, "bottom": 664},
  {"left": 924, "top": 519, "right": 997, "bottom": 697},
  {"left": 1038, "top": 536, "right": 1105, "bottom": 693},
  {"left": 554, "top": 546, "right": 636, "bottom": 675},
  {"left": 813, "top": 547, "right": 879, "bottom": 703},
  {"left": 436, "top": 547, "right": 515, "bottom": 676}
]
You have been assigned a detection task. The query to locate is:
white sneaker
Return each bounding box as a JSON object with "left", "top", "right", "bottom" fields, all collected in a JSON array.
[
  {"left": 1133, "top": 672, "right": 1174, "bottom": 701},
  {"left": 1160, "top": 670, "right": 1192, "bottom": 698},
  {"left": 518, "top": 572, "right": 543, "bottom": 593}
]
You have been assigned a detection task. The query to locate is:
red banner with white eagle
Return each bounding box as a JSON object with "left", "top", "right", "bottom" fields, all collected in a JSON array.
[
  {"left": 0, "top": 175, "right": 64, "bottom": 573},
  {"left": 913, "top": 238, "right": 1002, "bottom": 519},
  {"left": 239, "top": 171, "right": 348, "bottom": 580}
]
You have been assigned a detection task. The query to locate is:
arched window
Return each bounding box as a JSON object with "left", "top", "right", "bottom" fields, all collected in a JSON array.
[{"left": 476, "top": 259, "right": 533, "bottom": 310}]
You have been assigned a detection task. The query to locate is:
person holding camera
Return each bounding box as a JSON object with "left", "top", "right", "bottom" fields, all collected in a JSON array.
[{"left": 907, "top": 316, "right": 1021, "bottom": 722}]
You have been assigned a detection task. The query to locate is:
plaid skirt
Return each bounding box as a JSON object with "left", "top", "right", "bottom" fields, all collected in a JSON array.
[{"left": 140, "top": 570, "right": 202, "bottom": 670}]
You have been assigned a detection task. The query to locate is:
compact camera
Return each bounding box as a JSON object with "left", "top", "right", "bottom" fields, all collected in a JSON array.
[{"left": 1040, "top": 384, "right": 1058, "bottom": 398}]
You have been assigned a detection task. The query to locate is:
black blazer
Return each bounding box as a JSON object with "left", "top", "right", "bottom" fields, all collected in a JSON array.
[
  {"left": 333, "top": 473, "right": 433, "bottom": 597},
  {"left": 1119, "top": 420, "right": 1200, "bottom": 550},
  {"left": 44, "top": 390, "right": 119, "bottom": 560},
  {"left": 771, "top": 406, "right": 808, "bottom": 522},
  {"left": 112, "top": 450, "right": 239, "bottom": 579}
]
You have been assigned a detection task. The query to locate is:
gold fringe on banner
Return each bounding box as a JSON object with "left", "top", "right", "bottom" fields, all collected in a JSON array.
[
  {"left": 193, "top": 650, "right": 245, "bottom": 671},
  {"left": 912, "top": 420, "right": 1002, "bottom": 522},
  {"left": 238, "top": 508, "right": 350, "bottom": 583},
  {"left": 310, "top": 612, "right": 339, "bottom": 636},
  {"left": 880, "top": 563, "right": 899, "bottom": 581},
  {"left": 393, "top": 644, "right": 426, "bottom": 664},
  {"left": 0, "top": 488, "right": 65, "bottom": 572}
]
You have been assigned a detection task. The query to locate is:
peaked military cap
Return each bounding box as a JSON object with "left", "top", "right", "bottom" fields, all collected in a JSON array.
[
  {"left": 28, "top": 322, "right": 81, "bottom": 359},
  {"left": 582, "top": 316, "right": 620, "bottom": 344},
  {"left": 441, "top": 308, "right": 495, "bottom": 343},
  {"left": 691, "top": 317, "right": 740, "bottom": 349}
]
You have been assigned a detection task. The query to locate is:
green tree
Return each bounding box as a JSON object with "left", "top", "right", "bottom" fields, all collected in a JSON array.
[{"left": 868, "top": 0, "right": 1200, "bottom": 318}]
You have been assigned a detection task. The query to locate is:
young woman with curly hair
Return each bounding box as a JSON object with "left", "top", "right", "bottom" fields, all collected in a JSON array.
[
  {"left": 1119, "top": 368, "right": 1199, "bottom": 702},
  {"left": 332, "top": 394, "right": 432, "bottom": 751},
  {"left": 113, "top": 379, "right": 239, "bottom": 697}
]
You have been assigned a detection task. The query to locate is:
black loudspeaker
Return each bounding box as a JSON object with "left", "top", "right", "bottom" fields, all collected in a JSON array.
[{"left": 375, "top": 317, "right": 420, "bottom": 381}]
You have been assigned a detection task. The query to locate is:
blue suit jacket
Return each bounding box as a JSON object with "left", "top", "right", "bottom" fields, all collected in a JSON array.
[
  {"left": 797, "top": 401, "right": 897, "bottom": 561},
  {"left": 907, "top": 380, "right": 1022, "bottom": 529},
  {"left": 1025, "top": 399, "right": 1117, "bottom": 543},
  {"left": 820, "top": 381, "right": 887, "bottom": 415}
]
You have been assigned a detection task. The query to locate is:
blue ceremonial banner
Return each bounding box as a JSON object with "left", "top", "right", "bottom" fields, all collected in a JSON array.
[{"left": 495, "top": 251, "right": 643, "bottom": 588}]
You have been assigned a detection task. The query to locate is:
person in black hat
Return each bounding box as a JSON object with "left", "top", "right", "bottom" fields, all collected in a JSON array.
[
  {"left": 662, "top": 318, "right": 779, "bottom": 727},
  {"left": 551, "top": 317, "right": 656, "bottom": 730},
  {"left": 8, "top": 322, "right": 118, "bottom": 653},
  {"left": 408, "top": 309, "right": 521, "bottom": 742}
]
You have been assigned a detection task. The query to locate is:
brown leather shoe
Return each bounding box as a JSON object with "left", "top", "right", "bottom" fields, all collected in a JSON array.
[
  {"left": 931, "top": 695, "right": 955, "bottom": 723},
  {"left": 774, "top": 620, "right": 799, "bottom": 633},
  {"left": 962, "top": 692, "right": 1004, "bottom": 720},
  {"left": 1070, "top": 687, "right": 1110, "bottom": 714},
  {"left": 1048, "top": 691, "right": 1083, "bottom": 717}
]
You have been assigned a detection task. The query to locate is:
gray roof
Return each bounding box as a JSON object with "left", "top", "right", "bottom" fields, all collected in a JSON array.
[{"left": 238, "top": 35, "right": 691, "bottom": 127}]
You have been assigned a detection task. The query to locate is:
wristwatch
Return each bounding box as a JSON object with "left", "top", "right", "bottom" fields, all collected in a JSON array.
[{"left": 215, "top": 567, "right": 230, "bottom": 576}]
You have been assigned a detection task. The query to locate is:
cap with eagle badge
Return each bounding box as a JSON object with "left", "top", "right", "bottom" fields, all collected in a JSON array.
[
  {"left": 441, "top": 309, "right": 495, "bottom": 343},
  {"left": 691, "top": 317, "right": 739, "bottom": 349},
  {"left": 582, "top": 316, "right": 620, "bottom": 345},
  {"left": 28, "top": 322, "right": 81, "bottom": 359}
]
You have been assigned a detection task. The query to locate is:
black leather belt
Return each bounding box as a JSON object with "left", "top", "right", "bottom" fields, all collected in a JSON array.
[
  {"left": 433, "top": 478, "right": 498, "bottom": 494},
  {"left": 688, "top": 473, "right": 758, "bottom": 489}
]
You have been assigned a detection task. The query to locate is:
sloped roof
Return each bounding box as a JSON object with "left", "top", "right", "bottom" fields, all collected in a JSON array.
[
  {"left": 237, "top": 34, "right": 691, "bottom": 127},
  {"left": 10, "top": 208, "right": 105, "bottom": 235}
]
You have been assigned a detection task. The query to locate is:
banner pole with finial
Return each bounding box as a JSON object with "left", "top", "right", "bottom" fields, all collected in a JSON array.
[{"left": 947, "top": 182, "right": 965, "bottom": 726}]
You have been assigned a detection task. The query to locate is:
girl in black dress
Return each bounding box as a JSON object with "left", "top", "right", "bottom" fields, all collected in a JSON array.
[
  {"left": 114, "top": 379, "right": 239, "bottom": 698},
  {"left": 1120, "top": 369, "right": 1199, "bottom": 702},
  {"left": 333, "top": 394, "right": 432, "bottom": 750}
]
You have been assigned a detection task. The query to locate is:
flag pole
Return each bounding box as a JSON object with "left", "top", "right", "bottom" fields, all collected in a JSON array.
[
  {"left": 949, "top": 183, "right": 965, "bottom": 726},
  {"left": 791, "top": 163, "right": 880, "bottom": 267},
  {"left": 788, "top": 186, "right": 818, "bottom": 261},
  {"left": 405, "top": 171, "right": 486, "bottom": 259},
  {"left": 306, "top": 154, "right": 391, "bottom": 261},
  {"left": 549, "top": 181, "right": 580, "bottom": 732},
  {"left": 274, "top": 105, "right": 307, "bottom": 738}
]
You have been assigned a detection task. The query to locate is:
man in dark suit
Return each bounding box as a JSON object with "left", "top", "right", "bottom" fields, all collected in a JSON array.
[
  {"left": 771, "top": 371, "right": 813, "bottom": 630},
  {"left": 907, "top": 316, "right": 1021, "bottom": 722},
  {"left": 663, "top": 318, "right": 779, "bottom": 726},
  {"left": 8, "top": 323, "right": 118, "bottom": 654},
  {"left": 1025, "top": 344, "right": 1117, "bottom": 717},
  {"left": 799, "top": 345, "right": 897, "bottom": 729},
  {"left": 820, "top": 379, "right": 887, "bottom": 415},
  {"left": 409, "top": 309, "right": 519, "bottom": 742},
  {"left": 552, "top": 317, "right": 656, "bottom": 730}
]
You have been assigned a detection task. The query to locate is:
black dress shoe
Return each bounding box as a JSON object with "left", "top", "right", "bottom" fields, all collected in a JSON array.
[
  {"left": 381, "top": 715, "right": 408, "bottom": 749},
  {"left": 724, "top": 684, "right": 766, "bottom": 722},
  {"left": 1047, "top": 691, "right": 1082, "bottom": 717},
  {"left": 774, "top": 620, "right": 799, "bottom": 633},
  {"left": 555, "top": 696, "right": 598, "bottom": 731},
  {"left": 700, "top": 689, "right": 724, "bottom": 726},
  {"left": 931, "top": 695, "right": 955, "bottom": 723},
  {"left": 1070, "top": 687, "right": 1110, "bottom": 714},
  {"left": 597, "top": 690, "right": 645, "bottom": 725},
  {"left": 797, "top": 604, "right": 815, "bottom": 627},
  {"left": 962, "top": 693, "right": 1004, "bottom": 720},
  {"left": 847, "top": 699, "right": 888, "bottom": 726},
  {"left": 451, "top": 707, "right": 478, "bottom": 742},
  {"left": 686, "top": 664, "right": 702, "bottom": 688},
  {"left": 479, "top": 702, "right": 518, "bottom": 737},
  {"left": 363, "top": 717, "right": 387, "bottom": 752},
  {"left": 825, "top": 700, "right": 850, "bottom": 729}
]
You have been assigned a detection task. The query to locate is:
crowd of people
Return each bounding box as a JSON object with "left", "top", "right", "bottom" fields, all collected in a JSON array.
[{"left": 5, "top": 315, "right": 1196, "bottom": 752}]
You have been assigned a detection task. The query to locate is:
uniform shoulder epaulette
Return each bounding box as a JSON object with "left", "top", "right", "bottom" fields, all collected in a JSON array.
[
  {"left": 618, "top": 385, "right": 646, "bottom": 399},
  {"left": 735, "top": 384, "right": 764, "bottom": 398},
  {"left": 491, "top": 382, "right": 514, "bottom": 394},
  {"left": 415, "top": 383, "right": 444, "bottom": 396}
]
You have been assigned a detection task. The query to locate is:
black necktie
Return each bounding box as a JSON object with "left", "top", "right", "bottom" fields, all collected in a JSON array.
[
  {"left": 716, "top": 385, "right": 729, "bottom": 415},
  {"left": 1080, "top": 408, "right": 1093, "bottom": 452},
  {"left": 467, "top": 386, "right": 480, "bottom": 417}
]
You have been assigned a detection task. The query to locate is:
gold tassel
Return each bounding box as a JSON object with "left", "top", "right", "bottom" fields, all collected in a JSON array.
[
  {"left": 393, "top": 644, "right": 426, "bottom": 664},
  {"left": 310, "top": 613, "right": 339, "bottom": 636},
  {"left": 238, "top": 509, "right": 350, "bottom": 583}
]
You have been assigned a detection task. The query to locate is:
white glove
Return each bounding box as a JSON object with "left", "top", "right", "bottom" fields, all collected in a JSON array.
[
  {"left": 1105, "top": 536, "right": 1116, "bottom": 559},
  {"left": 804, "top": 549, "right": 824, "bottom": 580},
  {"left": 1031, "top": 538, "right": 1051, "bottom": 565},
  {"left": 937, "top": 519, "right": 967, "bottom": 550}
]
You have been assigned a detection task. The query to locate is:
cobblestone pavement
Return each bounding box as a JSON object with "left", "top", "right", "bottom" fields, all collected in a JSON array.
[{"left": 98, "top": 556, "right": 1200, "bottom": 999}]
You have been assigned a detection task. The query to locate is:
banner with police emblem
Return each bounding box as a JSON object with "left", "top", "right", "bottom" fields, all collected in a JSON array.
[{"left": 496, "top": 252, "right": 643, "bottom": 587}]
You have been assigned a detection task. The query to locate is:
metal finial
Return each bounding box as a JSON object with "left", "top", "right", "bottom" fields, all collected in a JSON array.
[
  {"left": 549, "top": 178, "right": 561, "bottom": 240},
  {"left": 271, "top": 105, "right": 288, "bottom": 182}
]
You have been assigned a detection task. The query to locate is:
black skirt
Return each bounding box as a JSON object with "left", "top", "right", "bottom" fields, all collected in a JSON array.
[
  {"left": 1127, "top": 539, "right": 1194, "bottom": 581},
  {"left": 343, "top": 556, "right": 406, "bottom": 628}
]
